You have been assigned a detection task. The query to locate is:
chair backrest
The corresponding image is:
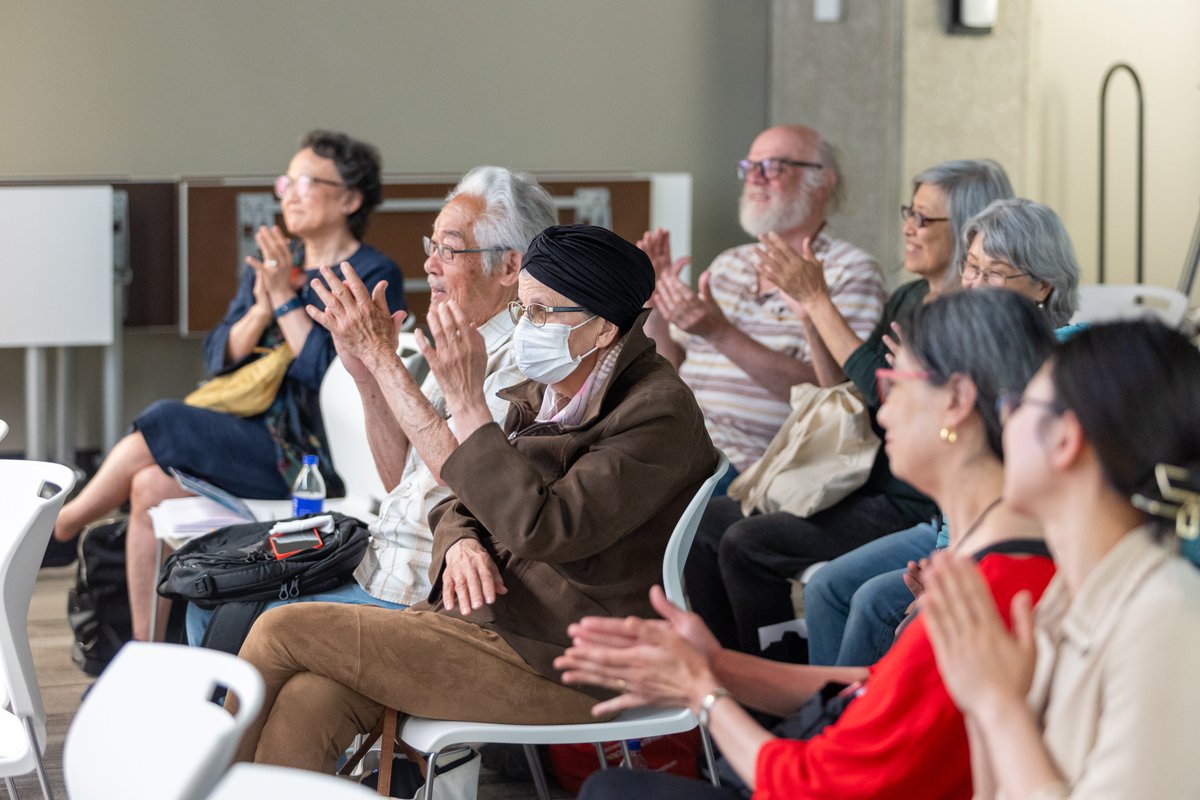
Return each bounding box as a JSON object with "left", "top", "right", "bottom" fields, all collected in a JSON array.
[
  {"left": 661, "top": 451, "right": 729, "bottom": 607},
  {"left": 64, "top": 641, "right": 265, "bottom": 800},
  {"left": 1072, "top": 284, "right": 1189, "bottom": 328},
  {"left": 318, "top": 332, "right": 426, "bottom": 503},
  {"left": 0, "top": 459, "right": 75, "bottom": 752}
]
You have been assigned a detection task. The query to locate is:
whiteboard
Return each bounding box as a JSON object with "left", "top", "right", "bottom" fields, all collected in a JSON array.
[{"left": 0, "top": 186, "right": 114, "bottom": 347}]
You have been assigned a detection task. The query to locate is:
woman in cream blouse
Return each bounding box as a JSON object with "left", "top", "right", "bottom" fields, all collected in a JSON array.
[{"left": 923, "top": 319, "right": 1200, "bottom": 798}]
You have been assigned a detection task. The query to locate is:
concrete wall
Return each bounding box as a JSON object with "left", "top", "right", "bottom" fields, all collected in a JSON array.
[
  {"left": 769, "top": 0, "right": 905, "bottom": 281},
  {"left": 0, "top": 0, "right": 771, "bottom": 453}
]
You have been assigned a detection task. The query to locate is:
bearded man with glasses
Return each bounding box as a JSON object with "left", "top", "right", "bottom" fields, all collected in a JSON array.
[{"left": 637, "top": 125, "right": 884, "bottom": 493}]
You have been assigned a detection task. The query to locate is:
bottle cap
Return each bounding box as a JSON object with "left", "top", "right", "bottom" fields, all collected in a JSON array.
[{"left": 302, "top": 454, "right": 318, "bottom": 466}]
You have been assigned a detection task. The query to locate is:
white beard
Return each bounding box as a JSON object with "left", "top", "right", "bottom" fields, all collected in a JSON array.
[{"left": 739, "top": 187, "right": 814, "bottom": 238}]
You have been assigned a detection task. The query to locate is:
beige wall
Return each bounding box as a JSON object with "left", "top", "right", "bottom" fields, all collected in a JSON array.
[
  {"left": 1027, "top": 0, "right": 1200, "bottom": 288},
  {"left": 0, "top": 0, "right": 771, "bottom": 453}
]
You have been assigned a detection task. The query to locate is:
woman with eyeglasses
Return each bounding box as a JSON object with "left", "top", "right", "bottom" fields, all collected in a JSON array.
[
  {"left": 49, "top": 130, "right": 405, "bottom": 642},
  {"left": 804, "top": 196, "right": 1083, "bottom": 669},
  {"left": 685, "top": 159, "right": 1014, "bottom": 663},
  {"left": 919, "top": 320, "right": 1200, "bottom": 798},
  {"left": 559, "top": 289, "right": 1056, "bottom": 800},
  {"left": 231, "top": 225, "right": 718, "bottom": 778}
]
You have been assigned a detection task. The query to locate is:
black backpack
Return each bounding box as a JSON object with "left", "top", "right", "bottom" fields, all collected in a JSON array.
[
  {"left": 67, "top": 517, "right": 133, "bottom": 676},
  {"left": 157, "top": 512, "right": 369, "bottom": 654}
]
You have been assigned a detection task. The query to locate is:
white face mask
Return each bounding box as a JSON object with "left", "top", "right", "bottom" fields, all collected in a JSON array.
[{"left": 513, "top": 314, "right": 598, "bottom": 384}]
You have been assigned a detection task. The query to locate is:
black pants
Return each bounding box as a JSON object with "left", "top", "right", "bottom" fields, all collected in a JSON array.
[
  {"left": 580, "top": 768, "right": 744, "bottom": 800},
  {"left": 685, "top": 492, "right": 921, "bottom": 657}
]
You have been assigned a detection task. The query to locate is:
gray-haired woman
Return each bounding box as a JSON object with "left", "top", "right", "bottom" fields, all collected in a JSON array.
[{"left": 960, "top": 198, "right": 1081, "bottom": 328}]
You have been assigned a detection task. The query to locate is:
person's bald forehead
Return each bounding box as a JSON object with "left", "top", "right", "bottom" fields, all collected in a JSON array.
[{"left": 748, "top": 125, "right": 821, "bottom": 161}]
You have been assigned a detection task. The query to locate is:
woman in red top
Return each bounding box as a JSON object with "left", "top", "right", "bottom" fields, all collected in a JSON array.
[{"left": 557, "top": 288, "right": 1058, "bottom": 799}]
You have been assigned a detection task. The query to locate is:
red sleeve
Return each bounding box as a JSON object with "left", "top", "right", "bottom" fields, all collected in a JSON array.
[{"left": 753, "top": 554, "right": 1056, "bottom": 800}]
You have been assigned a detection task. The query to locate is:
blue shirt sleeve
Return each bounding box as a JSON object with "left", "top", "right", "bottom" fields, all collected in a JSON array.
[{"left": 201, "top": 265, "right": 258, "bottom": 376}]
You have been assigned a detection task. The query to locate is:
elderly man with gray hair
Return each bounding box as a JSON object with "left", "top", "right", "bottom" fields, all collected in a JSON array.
[
  {"left": 639, "top": 124, "right": 884, "bottom": 492},
  {"left": 185, "top": 166, "right": 558, "bottom": 646}
]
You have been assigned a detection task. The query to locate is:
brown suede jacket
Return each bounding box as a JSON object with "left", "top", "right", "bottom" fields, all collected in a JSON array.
[{"left": 420, "top": 316, "right": 717, "bottom": 697}]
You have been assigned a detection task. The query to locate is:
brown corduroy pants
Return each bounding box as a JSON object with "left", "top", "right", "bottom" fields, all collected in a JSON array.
[{"left": 230, "top": 604, "right": 600, "bottom": 771}]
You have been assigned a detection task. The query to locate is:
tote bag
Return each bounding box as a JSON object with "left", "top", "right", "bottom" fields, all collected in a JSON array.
[{"left": 728, "top": 382, "right": 879, "bottom": 518}]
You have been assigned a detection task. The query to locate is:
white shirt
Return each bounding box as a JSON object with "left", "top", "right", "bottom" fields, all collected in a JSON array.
[{"left": 353, "top": 310, "right": 523, "bottom": 605}]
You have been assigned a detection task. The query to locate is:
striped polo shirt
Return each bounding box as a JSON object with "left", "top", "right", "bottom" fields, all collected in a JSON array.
[{"left": 674, "top": 230, "right": 884, "bottom": 472}]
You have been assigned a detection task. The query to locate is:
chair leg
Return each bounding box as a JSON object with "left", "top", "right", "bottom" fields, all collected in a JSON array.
[
  {"left": 522, "top": 744, "right": 551, "bottom": 800},
  {"left": 618, "top": 739, "right": 632, "bottom": 768},
  {"left": 699, "top": 724, "right": 720, "bottom": 787},
  {"left": 593, "top": 741, "right": 608, "bottom": 769},
  {"left": 421, "top": 748, "right": 440, "bottom": 800},
  {"left": 376, "top": 707, "right": 400, "bottom": 798},
  {"left": 4, "top": 777, "right": 19, "bottom": 800},
  {"left": 24, "top": 719, "right": 52, "bottom": 800}
]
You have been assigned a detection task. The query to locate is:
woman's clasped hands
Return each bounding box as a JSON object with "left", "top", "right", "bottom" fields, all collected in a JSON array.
[{"left": 555, "top": 586, "right": 723, "bottom": 717}]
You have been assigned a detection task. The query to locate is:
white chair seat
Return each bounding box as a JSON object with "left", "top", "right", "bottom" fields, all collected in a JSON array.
[
  {"left": 0, "top": 709, "right": 33, "bottom": 774},
  {"left": 244, "top": 496, "right": 379, "bottom": 526},
  {"left": 209, "top": 763, "right": 376, "bottom": 799}
]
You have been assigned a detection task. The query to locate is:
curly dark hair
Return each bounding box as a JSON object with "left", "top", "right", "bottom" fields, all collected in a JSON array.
[{"left": 300, "top": 130, "right": 382, "bottom": 240}]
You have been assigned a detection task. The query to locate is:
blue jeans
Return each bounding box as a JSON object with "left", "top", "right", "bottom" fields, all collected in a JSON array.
[
  {"left": 803, "top": 523, "right": 936, "bottom": 666},
  {"left": 186, "top": 581, "right": 407, "bottom": 646}
]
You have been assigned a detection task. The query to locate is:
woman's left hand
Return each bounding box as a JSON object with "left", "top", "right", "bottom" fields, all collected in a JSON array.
[
  {"left": 922, "top": 551, "right": 1038, "bottom": 717},
  {"left": 556, "top": 613, "right": 717, "bottom": 717},
  {"left": 754, "top": 233, "right": 829, "bottom": 307},
  {"left": 418, "top": 300, "right": 488, "bottom": 414}
]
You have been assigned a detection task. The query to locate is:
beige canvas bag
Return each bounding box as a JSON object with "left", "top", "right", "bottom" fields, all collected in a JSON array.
[{"left": 728, "top": 382, "right": 879, "bottom": 517}]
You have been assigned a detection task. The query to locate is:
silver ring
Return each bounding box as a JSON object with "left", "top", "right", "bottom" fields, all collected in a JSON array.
[{"left": 265, "top": 259, "right": 279, "bottom": 268}]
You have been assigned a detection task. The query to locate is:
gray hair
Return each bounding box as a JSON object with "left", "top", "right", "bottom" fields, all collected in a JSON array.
[
  {"left": 962, "top": 198, "right": 1081, "bottom": 328},
  {"left": 808, "top": 136, "right": 843, "bottom": 213},
  {"left": 912, "top": 159, "right": 1014, "bottom": 289},
  {"left": 904, "top": 288, "right": 1056, "bottom": 460},
  {"left": 446, "top": 166, "right": 558, "bottom": 275}
]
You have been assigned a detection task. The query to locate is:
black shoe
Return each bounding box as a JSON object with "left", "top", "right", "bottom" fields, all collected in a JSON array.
[{"left": 42, "top": 535, "right": 78, "bottom": 568}]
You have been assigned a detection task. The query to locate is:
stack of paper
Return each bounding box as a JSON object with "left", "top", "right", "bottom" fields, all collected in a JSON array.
[{"left": 149, "top": 496, "right": 253, "bottom": 550}]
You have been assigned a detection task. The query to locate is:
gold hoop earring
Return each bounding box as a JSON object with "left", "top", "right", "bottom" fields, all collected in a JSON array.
[{"left": 939, "top": 427, "right": 958, "bottom": 444}]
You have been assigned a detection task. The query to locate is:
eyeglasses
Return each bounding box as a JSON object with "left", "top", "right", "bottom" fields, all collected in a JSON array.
[
  {"left": 274, "top": 173, "right": 347, "bottom": 200},
  {"left": 423, "top": 236, "right": 510, "bottom": 263},
  {"left": 961, "top": 263, "right": 1035, "bottom": 288},
  {"left": 995, "top": 392, "right": 1066, "bottom": 425},
  {"left": 507, "top": 300, "right": 589, "bottom": 328},
  {"left": 736, "top": 157, "right": 824, "bottom": 181},
  {"left": 900, "top": 205, "right": 950, "bottom": 229},
  {"left": 875, "top": 367, "right": 931, "bottom": 403}
]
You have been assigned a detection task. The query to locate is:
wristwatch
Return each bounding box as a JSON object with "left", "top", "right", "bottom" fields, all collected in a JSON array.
[
  {"left": 274, "top": 296, "right": 304, "bottom": 318},
  {"left": 699, "top": 687, "right": 732, "bottom": 728}
]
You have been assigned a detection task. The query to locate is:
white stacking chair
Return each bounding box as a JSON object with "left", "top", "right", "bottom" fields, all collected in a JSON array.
[
  {"left": 63, "top": 642, "right": 264, "bottom": 800},
  {"left": 207, "top": 763, "right": 376, "bottom": 799},
  {"left": 243, "top": 331, "right": 426, "bottom": 524},
  {"left": 1072, "top": 283, "right": 1189, "bottom": 328},
  {"left": 0, "top": 459, "right": 75, "bottom": 800},
  {"left": 396, "top": 451, "right": 730, "bottom": 800}
]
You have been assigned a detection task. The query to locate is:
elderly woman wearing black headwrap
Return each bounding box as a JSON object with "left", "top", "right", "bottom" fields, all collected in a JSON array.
[{"left": 231, "top": 225, "right": 718, "bottom": 773}]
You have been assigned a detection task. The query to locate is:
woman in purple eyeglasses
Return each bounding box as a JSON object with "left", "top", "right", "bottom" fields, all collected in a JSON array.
[{"left": 48, "top": 130, "right": 405, "bottom": 643}]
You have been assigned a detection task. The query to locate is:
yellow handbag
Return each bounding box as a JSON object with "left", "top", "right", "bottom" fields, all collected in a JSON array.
[{"left": 184, "top": 344, "right": 296, "bottom": 417}]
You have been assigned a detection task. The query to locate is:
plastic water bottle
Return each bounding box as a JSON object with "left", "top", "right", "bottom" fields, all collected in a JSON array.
[
  {"left": 291, "top": 454, "right": 326, "bottom": 516},
  {"left": 626, "top": 739, "right": 650, "bottom": 770}
]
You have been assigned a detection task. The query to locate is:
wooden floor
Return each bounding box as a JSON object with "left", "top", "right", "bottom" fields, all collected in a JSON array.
[{"left": 22, "top": 565, "right": 570, "bottom": 799}]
